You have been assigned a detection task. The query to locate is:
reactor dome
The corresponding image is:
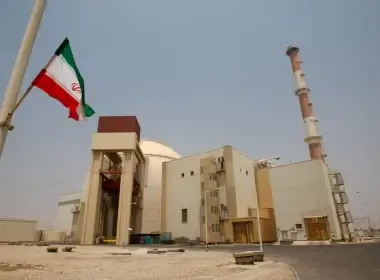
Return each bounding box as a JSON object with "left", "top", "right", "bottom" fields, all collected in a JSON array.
[
  {"left": 139, "top": 139, "right": 181, "bottom": 233},
  {"left": 140, "top": 139, "right": 181, "bottom": 160}
]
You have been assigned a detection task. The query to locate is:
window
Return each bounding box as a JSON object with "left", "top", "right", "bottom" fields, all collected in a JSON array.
[
  {"left": 181, "top": 209, "right": 188, "bottom": 223},
  {"left": 202, "top": 216, "right": 205, "bottom": 224},
  {"left": 201, "top": 182, "right": 204, "bottom": 190},
  {"left": 190, "top": 171, "right": 194, "bottom": 176},
  {"left": 181, "top": 173, "right": 185, "bottom": 178},
  {"left": 210, "top": 190, "right": 218, "bottom": 197},
  {"left": 200, "top": 167, "right": 204, "bottom": 174},
  {"left": 211, "top": 205, "right": 219, "bottom": 215},
  {"left": 248, "top": 208, "right": 253, "bottom": 217},
  {"left": 211, "top": 223, "right": 220, "bottom": 232},
  {"left": 295, "top": 223, "right": 303, "bottom": 230},
  {"left": 201, "top": 198, "right": 204, "bottom": 206},
  {"left": 246, "top": 170, "right": 248, "bottom": 176}
]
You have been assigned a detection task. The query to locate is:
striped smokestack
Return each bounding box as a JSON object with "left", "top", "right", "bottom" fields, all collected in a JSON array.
[{"left": 286, "top": 45, "right": 326, "bottom": 161}]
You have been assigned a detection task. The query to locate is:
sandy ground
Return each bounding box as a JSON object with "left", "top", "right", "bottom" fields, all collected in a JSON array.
[{"left": 0, "top": 245, "right": 297, "bottom": 280}]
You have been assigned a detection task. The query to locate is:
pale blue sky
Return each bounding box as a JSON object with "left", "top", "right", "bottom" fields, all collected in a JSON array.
[{"left": 0, "top": 0, "right": 379, "bottom": 228}]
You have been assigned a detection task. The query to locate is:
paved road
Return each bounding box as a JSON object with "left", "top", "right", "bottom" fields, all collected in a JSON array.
[{"left": 130, "top": 243, "right": 380, "bottom": 279}]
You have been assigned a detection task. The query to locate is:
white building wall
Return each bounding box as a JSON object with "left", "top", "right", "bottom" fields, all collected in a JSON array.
[
  {"left": 165, "top": 149, "right": 223, "bottom": 239},
  {"left": 0, "top": 219, "right": 38, "bottom": 242},
  {"left": 57, "top": 191, "right": 82, "bottom": 234},
  {"left": 141, "top": 155, "right": 174, "bottom": 233},
  {"left": 270, "top": 160, "right": 342, "bottom": 241},
  {"left": 232, "top": 150, "right": 256, "bottom": 218}
]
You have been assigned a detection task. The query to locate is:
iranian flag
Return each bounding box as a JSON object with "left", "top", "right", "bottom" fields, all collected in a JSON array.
[{"left": 32, "top": 38, "right": 95, "bottom": 121}]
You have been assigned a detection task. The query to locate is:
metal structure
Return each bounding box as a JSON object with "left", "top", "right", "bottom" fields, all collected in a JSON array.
[{"left": 329, "top": 171, "right": 354, "bottom": 241}]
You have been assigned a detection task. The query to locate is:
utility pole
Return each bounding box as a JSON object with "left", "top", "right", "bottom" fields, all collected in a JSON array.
[{"left": 0, "top": 0, "right": 47, "bottom": 159}]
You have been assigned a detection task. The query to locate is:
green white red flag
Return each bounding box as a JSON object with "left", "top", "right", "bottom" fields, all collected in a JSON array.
[{"left": 32, "top": 38, "right": 95, "bottom": 121}]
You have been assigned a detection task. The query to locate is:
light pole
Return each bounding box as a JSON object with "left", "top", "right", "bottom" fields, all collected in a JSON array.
[
  {"left": 254, "top": 156, "right": 280, "bottom": 252},
  {"left": 204, "top": 187, "right": 220, "bottom": 252},
  {"left": 356, "top": 192, "right": 373, "bottom": 236},
  {"left": 0, "top": 0, "right": 47, "bottom": 159}
]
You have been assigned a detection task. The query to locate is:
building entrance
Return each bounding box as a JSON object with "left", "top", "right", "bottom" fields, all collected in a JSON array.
[{"left": 304, "top": 216, "right": 330, "bottom": 241}]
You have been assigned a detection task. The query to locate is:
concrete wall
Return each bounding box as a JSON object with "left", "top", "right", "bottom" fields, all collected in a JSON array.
[
  {"left": 269, "top": 159, "right": 342, "bottom": 241},
  {"left": 256, "top": 167, "right": 274, "bottom": 209},
  {"left": 162, "top": 148, "right": 224, "bottom": 239},
  {"left": 0, "top": 218, "right": 38, "bottom": 242},
  {"left": 57, "top": 191, "right": 82, "bottom": 234},
  {"left": 141, "top": 155, "right": 173, "bottom": 233},
  {"left": 232, "top": 150, "right": 256, "bottom": 218}
]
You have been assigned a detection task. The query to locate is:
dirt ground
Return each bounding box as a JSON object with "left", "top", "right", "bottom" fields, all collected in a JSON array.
[{"left": 0, "top": 245, "right": 296, "bottom": 280}]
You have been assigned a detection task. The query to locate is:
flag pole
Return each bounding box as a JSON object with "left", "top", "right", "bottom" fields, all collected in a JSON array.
[
  {"left": 4, "top": 55, "right": 56, "bottom": 128},
  {"left": 0, "top": 0, "right": 47, "bottom": 159}
]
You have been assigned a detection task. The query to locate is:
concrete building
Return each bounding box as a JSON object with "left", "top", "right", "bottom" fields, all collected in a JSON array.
[
  {"left": 269, "top": 159, "right": 353, "bottom": 242},
  {"left": 139, "top": 140, "right": 181, "bottom": 233},
  {"left": 57, "top": 138, "right": 180, "bottom": 241},
  {"left": 161, "top": 145, "right": 277, "bottom": 244},
  {"left": 57, "top": 191, "right": 82, "bottom": 240},
  {"left": 0, "top": 218, "right": 38, "bottom": 242},
  {"left": 80, "top": 116, "right": 148, "bottom": 246}
]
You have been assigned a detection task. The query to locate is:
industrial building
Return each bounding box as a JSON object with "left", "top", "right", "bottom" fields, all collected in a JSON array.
[
  {"left": 270, "top": 160, "right": 343, "bottom": 242},
  {"left": 56, "top": 139, "right": 181, "bottom": 242},
  {"left": 0, "top": 218, "right": 38, "bottom": 243},
  {"left": 80, "top": 116, "right": 148, "bottom": 246},
  {"left": 284, "top": 45, "right": 354, "bottom": 242},
  {"left": 161, "top": 145, "right": 277, "bottom": 244},
  {"left": 50, "top": 45, "right": 356, "bottom": 245}
]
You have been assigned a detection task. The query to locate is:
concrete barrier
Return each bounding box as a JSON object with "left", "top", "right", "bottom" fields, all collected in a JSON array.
[
  {"left": 233, "top": 251, "right": 264, "bottom": 265},
  {"left": 109, "top": 252, "right": 132, "bottom": 256},
  {"left": 147, "top": 249, "right": 167, "bottom": 254},
  {"left": 167, "top": 248, "right": 185, "bottom": 253},
  {"left": 47, "top": 247, "right": 58, "bottom": 253},
  {"left": 62, "top": 247, "right": 75, "bottom": 252},
  {"left": 233, "top": 251, "right": 255, "bottom": 265}
]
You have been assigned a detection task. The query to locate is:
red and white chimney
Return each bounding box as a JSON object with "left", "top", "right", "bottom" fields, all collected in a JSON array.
[{"left": 286, "top": 45, "right": 326, "bottom": 161}]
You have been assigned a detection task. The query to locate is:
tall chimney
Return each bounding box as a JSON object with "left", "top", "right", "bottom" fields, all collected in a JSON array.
[{"left": 286, "top": 45, "right": 326, "bottom": 161}]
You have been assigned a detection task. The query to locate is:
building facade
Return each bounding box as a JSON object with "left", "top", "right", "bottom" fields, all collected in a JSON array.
[
  {"left": 269, "top": 159, "right": 345, "bottom": 242},
  {"left": 161, "top": 145, "right": 277, "bottom": 243},
  {"left": 0, "top": 218, "right": 38, "bottom": 242},
  {"left": 139, "top": 140, "right": 181, "bottom": 234},
  {"left": 57, "top": 191, "right": 82, "bottom": 241},
  {"left": 80, "top": 116, "right": 148, "bottom": 246}
]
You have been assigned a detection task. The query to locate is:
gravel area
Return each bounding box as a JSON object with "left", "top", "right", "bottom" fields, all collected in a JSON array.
[{"left": 0, "top": 245, "right": 296, "bottom": 280}]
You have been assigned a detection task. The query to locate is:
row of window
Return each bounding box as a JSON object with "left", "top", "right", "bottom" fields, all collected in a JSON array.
[
  {"left": 181, "top": 171, "right": 195, "bottom": 178},
  {"left": 240, "top": 168, "right": 249, "bottom": 176},
  {"left": 201, "top": 217, "right": 220, "bottom": 232},
  {"left": 182, "top": 207, "right": 220, "bottom": 224},
  {"left": 181, "top": 167, "right": 249, "bottom": 178}
]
